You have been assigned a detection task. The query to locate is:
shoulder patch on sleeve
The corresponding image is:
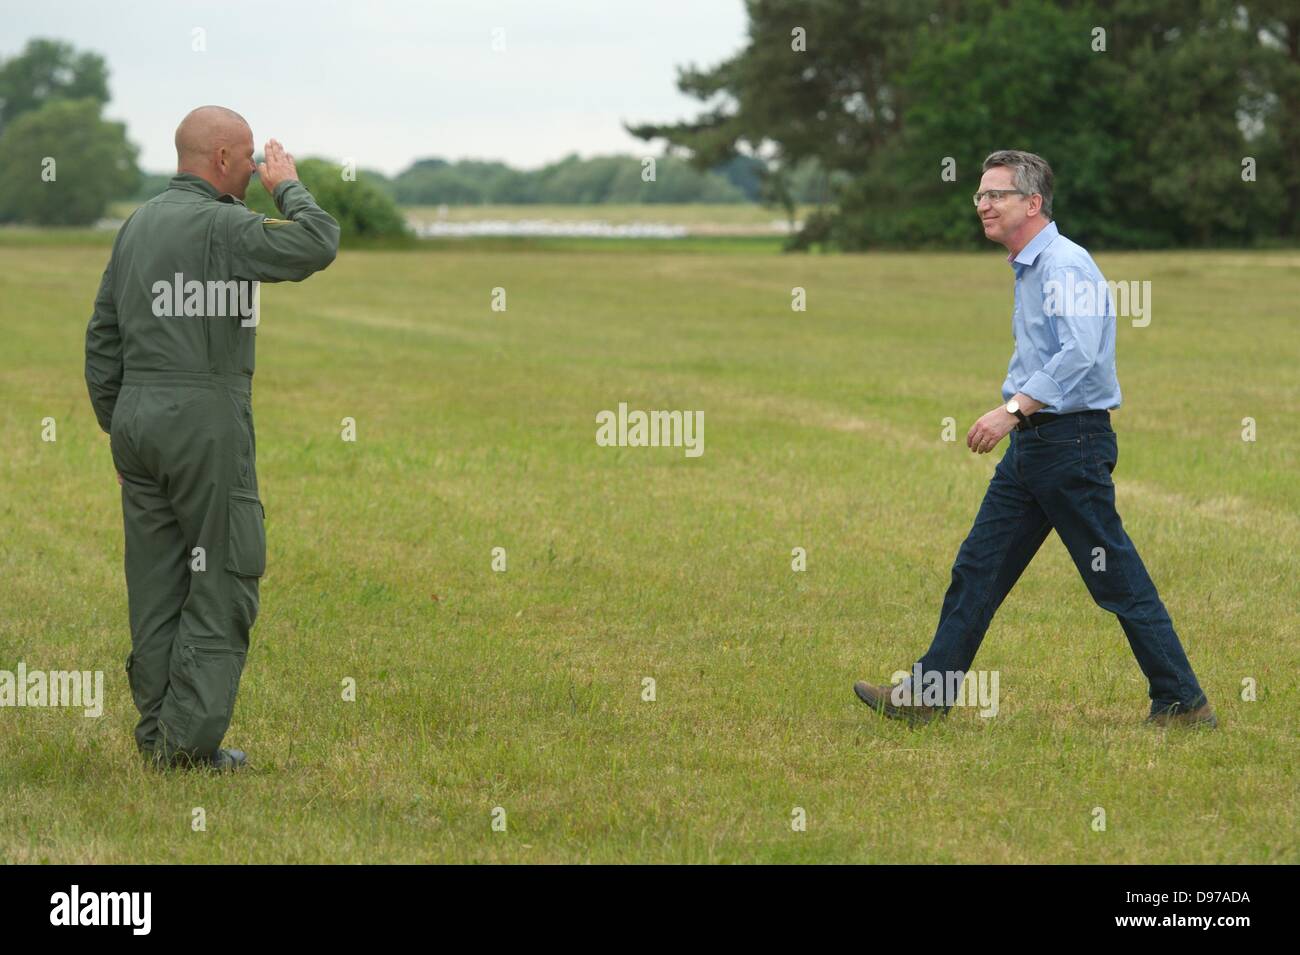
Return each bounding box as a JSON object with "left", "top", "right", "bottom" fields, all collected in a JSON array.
[{"left": 262, "top": 217, "right": 293, "bottom": 228}]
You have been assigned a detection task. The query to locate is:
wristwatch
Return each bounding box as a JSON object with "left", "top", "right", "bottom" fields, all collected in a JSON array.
[{"left": 1005, "top": 399, "right": 1029, "bottom": 429}]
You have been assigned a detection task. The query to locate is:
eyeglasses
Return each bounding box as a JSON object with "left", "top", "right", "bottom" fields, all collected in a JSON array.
[{"left": 973, "top": 189, "right": 1028, "bottom": 206}]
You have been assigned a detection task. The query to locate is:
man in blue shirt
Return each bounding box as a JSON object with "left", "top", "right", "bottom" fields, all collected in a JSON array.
[{"left": 855, "top": 150, "right": 1215, "bottom": 728}]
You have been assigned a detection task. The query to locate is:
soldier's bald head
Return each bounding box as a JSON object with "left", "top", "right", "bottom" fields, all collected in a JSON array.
[
  {"left": 174, "top": 105, "right": 258, "bottom": 199},
  {"left": 175, "top": 106, "right": 251, "bottom": 166}
]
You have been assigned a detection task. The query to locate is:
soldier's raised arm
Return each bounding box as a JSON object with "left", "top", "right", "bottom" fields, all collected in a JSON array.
[{"left": 226, "top": 139, "right": 340, "bottom": 283}]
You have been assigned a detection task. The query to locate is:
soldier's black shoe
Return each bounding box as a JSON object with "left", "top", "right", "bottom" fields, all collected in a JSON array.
[
  {"left": 141, "top": 748, "right": 248, "bottom": 771},
  {"left": 208, "top": 748, "right": 248, "bottom": 771},
  {"left": 854, "top": 680, "right": 946, "bottom": 726}
]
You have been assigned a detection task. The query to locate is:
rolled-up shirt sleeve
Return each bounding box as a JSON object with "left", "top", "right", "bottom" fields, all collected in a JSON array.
[{"left": 1021, "top": 266, "right": 1106, "bottom": 409}]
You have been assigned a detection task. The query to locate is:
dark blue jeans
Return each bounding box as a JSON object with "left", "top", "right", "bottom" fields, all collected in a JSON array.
[{"left": 914, "top": 410, "right": 1207, "bottom": 714}]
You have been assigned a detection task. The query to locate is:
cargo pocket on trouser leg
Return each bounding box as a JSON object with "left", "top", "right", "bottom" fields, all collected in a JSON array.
[
  {"left": 225, "top": 489, "right": 265, "bottom": 635},
  {"left": 226, "top": 490, "right": 265, "bottom": 576},
  {"left": 162, "top": 643, "right": 247, "bottom": 759}
]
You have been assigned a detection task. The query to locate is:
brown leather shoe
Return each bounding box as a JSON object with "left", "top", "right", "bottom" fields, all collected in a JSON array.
[
  {"left": 854, "top": 680, "right": 945, "bottom": 725},
  {"left": 1145, "top": 701, "right": 1218, "bottom": 729}
]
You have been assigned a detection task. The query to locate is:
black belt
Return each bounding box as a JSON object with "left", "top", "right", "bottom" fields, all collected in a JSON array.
[{"left": 1016, "top": 409, "right": 1111, "bottom": 432}]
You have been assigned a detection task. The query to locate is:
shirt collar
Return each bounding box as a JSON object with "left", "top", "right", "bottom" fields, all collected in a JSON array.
[
  {"left": 168, "top": 172, "right": 245, "bottom": 205},
  {"left": 1007, "top": 220, "right": 1059, "bottom": 270}
]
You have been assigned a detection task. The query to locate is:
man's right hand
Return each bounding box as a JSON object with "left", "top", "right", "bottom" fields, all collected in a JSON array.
[{"left": 257, "top": 139, "right": 299, "bottom": 197}]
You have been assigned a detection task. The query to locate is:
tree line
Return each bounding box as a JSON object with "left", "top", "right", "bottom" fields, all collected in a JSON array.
[
  {"left": 629, "top": 0, "right": 1300, "bottom": 250},
  {"left": 139, "top": 152, "right": 834, "bottom": 206},
  {"left": 0, "top": 38, "right": 830, "bottom": 234}
]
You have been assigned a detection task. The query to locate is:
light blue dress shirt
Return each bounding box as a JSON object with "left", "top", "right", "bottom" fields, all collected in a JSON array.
[{"left": 1000, "top": 221, "right": 1122, "bottom": 414}]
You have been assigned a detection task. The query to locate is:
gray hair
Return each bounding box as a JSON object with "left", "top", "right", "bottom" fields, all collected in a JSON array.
[{"left": 982, "top": 150, "right": 1053, "bottom": 221}]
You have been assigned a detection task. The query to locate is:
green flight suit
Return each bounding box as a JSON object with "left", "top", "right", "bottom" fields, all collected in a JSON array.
[{"left": 85, "top": 173, "right": 339, "bottom": 763}]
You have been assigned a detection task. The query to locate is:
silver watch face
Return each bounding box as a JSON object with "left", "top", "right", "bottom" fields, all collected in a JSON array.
[{"left": 1006, "top": 400, "right": 1019, "bottom": 415}]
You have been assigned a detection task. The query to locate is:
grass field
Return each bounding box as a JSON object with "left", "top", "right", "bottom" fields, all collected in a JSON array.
[{"left": 1, "top": 237, "right": 1297, "bottom": 863}]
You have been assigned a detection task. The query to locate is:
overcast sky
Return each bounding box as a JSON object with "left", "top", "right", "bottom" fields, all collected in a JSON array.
[{"left": 4, "top": 0, "right": 748, "bottom": 175}]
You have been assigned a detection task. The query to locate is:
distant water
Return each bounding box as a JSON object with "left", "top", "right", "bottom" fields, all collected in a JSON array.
[
  {"left": 410, "top": 217, "right": 801, "bottom": 239},
  {"left": 412, "top": 219, "right": 690, "bottom": 238}
]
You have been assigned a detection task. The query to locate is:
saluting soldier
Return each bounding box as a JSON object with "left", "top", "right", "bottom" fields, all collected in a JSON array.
[{"left": 85, "top": 105, "right": 340, "bottom": 770}]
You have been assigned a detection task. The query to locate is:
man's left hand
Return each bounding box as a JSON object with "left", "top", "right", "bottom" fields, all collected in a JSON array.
[{"left": 967, "top": 406, "right": 1017, "bottom": 454}]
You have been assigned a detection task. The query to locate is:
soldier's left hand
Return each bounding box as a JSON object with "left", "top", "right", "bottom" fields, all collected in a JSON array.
[{"left": 967, "top": 406, "right": 1017, "bottom": 454}]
